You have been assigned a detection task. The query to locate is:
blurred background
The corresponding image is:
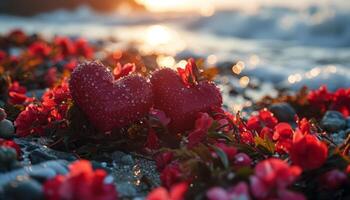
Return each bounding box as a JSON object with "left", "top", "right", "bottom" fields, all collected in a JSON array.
[{"left": 0, "top": 0, "right": 350, "bottom": 92}]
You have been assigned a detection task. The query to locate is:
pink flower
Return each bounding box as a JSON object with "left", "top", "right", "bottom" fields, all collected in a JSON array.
[
  {"left": 207, "top": 182, "right": 251, "bottom": 200},
  {"left": 321, "top": 169, "right": 347, "bottom": 189},
  {"left": 149, "top": 108, "right": 171, "bottom": 127},
  {"left": 215, "top": 143, "right": 237, "bottom": 161},
  {"left": 147, "top": 182, "right": 188, "bottom": 200},
  {"left": 0, "top": 108, "right": 6, "bottom": 121},
  {"left": 234, "top": 153, "right": 252, "bottom": 167},
  {"left": 250, "top": 158, "right": 303, "bottom": 200}
]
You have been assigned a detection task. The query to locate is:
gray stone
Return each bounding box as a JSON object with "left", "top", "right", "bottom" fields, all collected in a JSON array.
[
  {"left": 321, "top": 111, "right": 346, "bottom": 132},
  {"left": 0, "top": 160, "right": 69, "bottom": 187},
  {"left": 0, "top": 119, "right": 15, "bottom": 139},
  {"left": 269, "top": 103, "right": 296, "bottom": 123},
  {"left": 112, "top": 151, "right": 134, "bottom": 165},
  {"left": 29, "top": 149, "right": 57, "bottom": 164},
  {"left": 346, "top": 117, "right": 350, "bottom": 129},
  {"left": 0, "top": 147, "right": 18, "bottom": 172},
  {"left": 2, "top": 177, "right": 44, "bottom": 200}
]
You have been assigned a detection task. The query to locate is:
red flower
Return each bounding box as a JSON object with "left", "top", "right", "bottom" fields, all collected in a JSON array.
[
  {"left": 28, "top": 41, "right": 52, "bottom": 58},
  {"left": 155, "top": 152, "right": 174, "bottom": 171},
  {"left": 147, "top": 182, "right": 188, "bottom": 200},
  {"left": 8, "top": 82, "right": 34, "bottom": 105},
  {"left": 177, "top": 58, "right": 200, "bottom": 87},
  {"left": 330, "top": 88, "right": 350, "bottom": 117},
  {"left": 321, "top": 169, "right": 347, "bottom": 189},
  {"left": 290, "top": 132, "right": 328, "bottom": 170},
  {"left": 145, "top": 129, "right": 160, "bottom": 150},
  {"left": 0, "top": 50, "right": 7, "bottom": 61},
  {"left": 44, "top": 67, "right": 57, "bottom": 88},
  {"left": 0, "top": 139, "right": 21, "bottom": 158},
  {"left": 44, "top": 160, "right": 118, "bottom": 200},
  {"left": 187, "top": 113, "right": 213, "bottom": 148},
  {"left": 308, "top": 85, "right": 332, "bottom": 113},
  {"left": 54, "top": 37, "right": 76, "bottom": 57},
  {"left": 64, "top": 59, "right": 78, "bottom": 71},
  {"left": 14, "top": 104, "right": 51, "bottom": 137},
  {"left": 207, "top": 182, "right": 251, "bottom": 200},
  {"left": 160, "top": 163, "right": 182, "bottom": 188},
  {"left": 7, "top": 29, "right": 27, "bottom": 44},
  {"left": 8, "top": 81, "right": 26, "bottom": 94},
  {"left": 240, "top": 131, "right": 254, "bottom": 144},
  {"left": 297, "top": 118, "right": 313, "bottom": 135},
  {"left": 250, "top": 158, "right": 303, "bottom": 200},
  {"left": 113, "top": 63, "right": 136, "bottom": 79},
  {"left": 75, "top": 38, "right": 94, "bottom": 59},
  {"left": 215, "top": 143, "right": 237, "bottom": 161},
  {"left": 247, "top": 109, "right": 278, "bottom": 134},
  {"left": 273, "top": 123, "right": 294, "bottom": 153}
]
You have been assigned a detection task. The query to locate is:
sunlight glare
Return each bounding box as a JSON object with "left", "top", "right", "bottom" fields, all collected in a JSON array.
[{"left": 146, "top": 25, "right": 171, "bottom": 46}]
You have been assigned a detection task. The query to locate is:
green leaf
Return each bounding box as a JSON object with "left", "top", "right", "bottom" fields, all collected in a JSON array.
[
  {"left": 209, "top": 144, "right": 229, "bottom": 169},
  {"left": 254, "top": 136, "right": 275, "bottom": 154}
]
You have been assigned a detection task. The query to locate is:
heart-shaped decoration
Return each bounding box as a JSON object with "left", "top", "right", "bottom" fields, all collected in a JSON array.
[
  {"left": 69, "top": 61, "right": 153, "bottom": 132},
  {"left": 151, "top": 67, "right": 222, "bottom": 133}
]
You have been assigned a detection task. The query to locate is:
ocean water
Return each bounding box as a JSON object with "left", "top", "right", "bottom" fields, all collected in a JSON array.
[{"left": 0, "top": 4, "right": 350, "bottom": 91}]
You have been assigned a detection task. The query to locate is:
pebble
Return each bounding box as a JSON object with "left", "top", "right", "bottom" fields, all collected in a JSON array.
[
  {"left": 29, "top": 149, "right": 58, "bottom": 164},
  {"left": 0, "top": 147, "right": 18, "bottom": 172},
  {"left": 112, "top": 151, "right": 135, "bottom": 165},
  {"left": 0, "top": 160, "right": 69, "bottom": 187},
  {"left": 346, "top": 117, "right": 350, "bottom": 129},
  {"left": 2, "top": 177, "right": 44, "bottom": 200},
  {"left": 0, "top": 119, "right": 15, "bottom": 139},
  {"left": 269, "top": 103, "right": 296, "bottom": 123},
  {"left": 321, "top": 111, "right": 346, "bottom": 133}
]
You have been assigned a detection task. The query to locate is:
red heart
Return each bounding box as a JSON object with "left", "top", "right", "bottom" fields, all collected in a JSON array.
[
  {"left": 151, "top": 68, "right": 222, "bottom": 133},
  {"left": 69, "top": 61, "right": 153, "bottom": 132}
]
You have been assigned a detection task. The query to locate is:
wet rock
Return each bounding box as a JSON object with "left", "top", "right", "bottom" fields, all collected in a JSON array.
[
  {"left": 111, "top": 156, "right": 160, "bottom": 198},
  {"left": 29, "top": 149, "right": 58, "bottom": 164},
  {"left": 330, "top": 130, "right": 347, "bottom": 145},
  {"left": 112, "top": 151, "right": 135, "bottom": 165},
  {"left": 321, "top": 111, "right": 346, "bottom": 133},
  {"left": 15, "top": 138, "right": 77, "bottom": 164},
  {"left": 0, "top": 160, "right": 69, "bottom": 187},
  {"left": 2, "top": 177, "right": 43, "bottom": 200},
  {"left": 269, "top": 103, "right": 296, "bottom": 123},
  {"left": 0, "top": 119, "right": 15, "bottom": 139},
  {"left": 0, "top": 147, "right": 19, "bottom": 172},
  {"left": 346, "top": 117, "right": 350, "bottom": 129}
]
